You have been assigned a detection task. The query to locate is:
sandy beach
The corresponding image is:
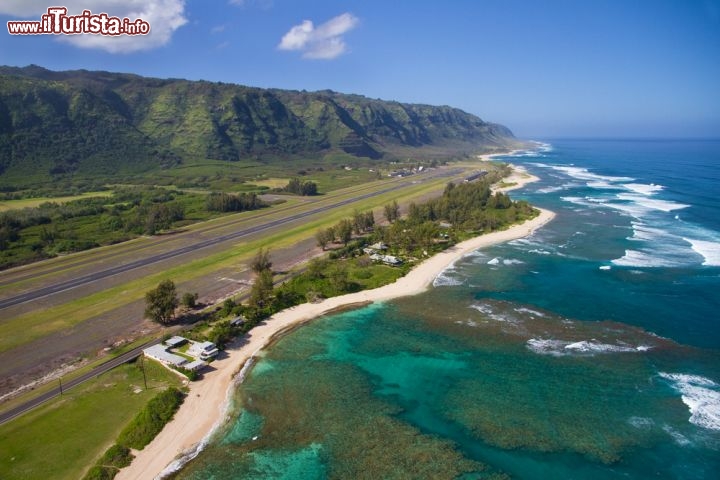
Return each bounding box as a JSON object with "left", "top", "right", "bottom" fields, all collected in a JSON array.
[{"left": 117, "top": 172, "right": 553, "bottom": 480}]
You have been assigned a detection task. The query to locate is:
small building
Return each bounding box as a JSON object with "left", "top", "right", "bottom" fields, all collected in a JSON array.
[
  {"left": 364, "top": 242, "right": 388, "bottom": 255},
  {"left": 184, "top": 360, "right": 207, "bottom": 372},
  {"left": 370, "top": 253, "right": 402, "bottom": 266},
  {"left": 382, "top": 255, "right": 402, "bottom": 266},
  {"left": 144, "top": 344, "right": 187, "bottom": 368},
  {"left": 188, "top": 341, "right": 219, "bottom": 360},
  {"left": 165, "top": 336, "right": 188, "bottom": 348},
  {"left": 230, "top": 316, "right": 246, "bottom": 327}
]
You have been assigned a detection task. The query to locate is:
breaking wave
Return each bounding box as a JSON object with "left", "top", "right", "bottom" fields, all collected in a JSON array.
[{"left": 659, "top": 373, "right": 720, "bottom": 431}]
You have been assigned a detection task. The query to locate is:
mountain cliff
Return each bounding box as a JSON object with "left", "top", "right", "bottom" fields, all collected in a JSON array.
[{"left": 0, "top": 65, "right": 518, "bottom": 187}]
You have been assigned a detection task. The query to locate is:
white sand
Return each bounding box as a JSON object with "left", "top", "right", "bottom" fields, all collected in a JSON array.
[{"left": 118, "top": 176, "right": 553, "bottom": 480}]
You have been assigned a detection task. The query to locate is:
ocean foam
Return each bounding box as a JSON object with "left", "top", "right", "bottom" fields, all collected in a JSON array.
[
  {"left": 623, "top": 183, "right": 664, "bottom": 195},
  {"left": 526, "top": 338, "right": 569, "bottom": 356},
  {"left": 469, "top": 304, "right": 515, "bottom": 323},
  {"left": 551, "top": 165, "right": 634, "bottom": 183},
  {"left": 662, "top": 425, "right": 692, "bottom": 446},
  {"left": 487, "top": 257, "right": 500, "bottom": 265},
  {"left": 659, "top": 373, "right": 720, "bottom": 431},
  {"left": 586, "top": 180, "right": 624, "bottom": 190},
  {"left": 536, "top": 185, "right": 566, "bottom": 194},
  {"left": 563, "top": 340, "right": 644, "bottom": 354},
  {"left": 615, "top": 193, "right": 690, "bottom": 212},
  {"left": 599, "top": 265, "right": 611, "bottom": 270},
  {"left": 628, "top": 222, "right": 669, "bottom": 242},
  {"left": 433, "top": 271, "right": 463, "bottom": 287},
  {"left": 503, "top": 258, "right": 524, "bottom": 265},
  {"left": 514, "top": 307, "right": 546, "bottom": 317},
  {"left": 683, "top": 237, "right": 720, "bottom": 266},
  {"left": 611, "top": 249, "right": 684, "bottom": 268},
  {"left": 628, "top": 416, "right": 655, "bottom": 429},
  {"left": 526, "top": 338, "right": 651, "bottom": 356}
]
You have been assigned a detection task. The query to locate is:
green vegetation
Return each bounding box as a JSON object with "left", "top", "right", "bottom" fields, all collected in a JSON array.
[
  {"left": 144, "top": 279, "right": 179, "bottom": 325},
  {"left": 205, "top": 192, "right": 266, "bottom": 213},
  {"left": 0, "top": 65, "right": 518, "bottom": 191},
  {"left": 0, "top": 191, "right": 113, "bottom": 212},
  {"left": 281, "top": 177, "right": 318, "bottom": 196},
  {"left": 181, "top": 292, "right": 199, "bottom": 309},
  {"left": 82, "top": 444, "right": 133, "bottom": 480},
  {"left": 0, "top": 360, "right": 182, "bottom": 480},
  {"left": 116, "top": 387, "right": 185, "bottom": 450},
  {"left": 0, "top": 186, "right": 265, "bottom": 270}
]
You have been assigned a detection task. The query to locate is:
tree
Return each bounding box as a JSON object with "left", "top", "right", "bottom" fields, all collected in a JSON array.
[
  {"left": 328, "top": 263, "right": 350, "bottom": 293},
  {"left": 220, "top": 298, "right": 236, "bottom": 317},
  {"left": 363, "top": 211, "right": 375, "bottom": 231},
  {"left": 352, "top": 210, "right": 365, "bottom": 235},
  {"left": 145, "top": 280, "right": 179, "bottom": 325},
  {"left": 181, "top": 292, "right": 198, "bottom": 309},
  {"left": 315, "top": 228, "right": 332, "bottom": 250},
  {"left": 336, "top": 219, "right": 353, "bottom": 245},
  {"left": 251, "top": 248, "right": 272, "bottom": 274},
  {"left": 383, "top": 200, "right": 400, "bottom": 223},
  {"left": 248, "top": 269, "right": 274, "bottom": 308},
  {"left": 284, "top": 178, "right": 318, "bottom": 196}
]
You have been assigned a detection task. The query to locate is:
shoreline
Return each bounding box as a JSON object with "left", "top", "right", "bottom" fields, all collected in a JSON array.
[{"left": 117, "top": 175, "right": 554, "bottom": 480}]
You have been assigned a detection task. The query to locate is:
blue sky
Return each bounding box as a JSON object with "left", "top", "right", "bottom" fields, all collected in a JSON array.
[{"left": 1, "top": 0, "right": 719, "bottom": 139}]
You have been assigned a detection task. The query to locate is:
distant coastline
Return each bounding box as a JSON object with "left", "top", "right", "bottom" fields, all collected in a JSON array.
[{"left": 117, "top": 165, "right": 555, "bottom": 480}]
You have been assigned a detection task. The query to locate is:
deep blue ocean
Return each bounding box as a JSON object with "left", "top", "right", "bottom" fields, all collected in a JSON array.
[{"left": 176, "top": 139, "right": 720, "bottom": 479}]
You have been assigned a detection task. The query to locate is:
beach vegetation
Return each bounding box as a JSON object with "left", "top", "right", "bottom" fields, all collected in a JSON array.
[
  {"left": 81, "top": 444, "right": 133, "bottom": 480},
  {"left": 116, "top": 387, "right": 185, "bottom": 450}
]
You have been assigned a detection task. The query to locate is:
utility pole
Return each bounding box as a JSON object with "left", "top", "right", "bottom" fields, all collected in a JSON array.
[
  {"left": 141, "top": 355, "right": 148, "bottom": 390},
  {"left": 59, "top": 378, "right": 63, "bottom": 396}
]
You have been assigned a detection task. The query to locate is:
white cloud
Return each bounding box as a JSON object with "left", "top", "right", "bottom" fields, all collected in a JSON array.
[
  {"left": 278, "top": 12, "right": 358, "bottom": 60},
  {"left": 229, "top": 0, "right": 274, "bottom": 9},
  {"left": 0, "top": 0, "right": 187, "bottom": 54}
]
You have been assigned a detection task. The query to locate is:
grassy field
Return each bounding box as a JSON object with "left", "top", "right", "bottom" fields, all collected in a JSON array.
[
  {"left": 0, "top": 336, "right": 155, "bottom": 416},
  {"left": 251, "top": 177, "right": 290, "bottom": 189},
  {"left": 0, "top": 359, "right": 183, "bottom": 480},
  {"left": 0, "top": 191, "right": 113, "bottom": 212}
]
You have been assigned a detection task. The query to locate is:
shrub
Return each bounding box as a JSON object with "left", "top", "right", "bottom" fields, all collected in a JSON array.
[{"left": 116, "top": 387, "right": 185, "bottom": 450}]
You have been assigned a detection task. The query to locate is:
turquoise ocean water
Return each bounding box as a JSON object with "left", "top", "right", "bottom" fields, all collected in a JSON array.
[{"left": 175, "top": 140, "right": 720, "bottom": 479}]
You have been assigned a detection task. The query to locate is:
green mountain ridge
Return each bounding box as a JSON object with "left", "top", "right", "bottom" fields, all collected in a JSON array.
[{"left": 0, "top": 65, "right": 519, "bottom": 188}]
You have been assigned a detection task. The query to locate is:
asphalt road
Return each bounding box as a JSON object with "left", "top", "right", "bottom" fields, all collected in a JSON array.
[
  {"left": 0, "top": 170, "right": 458, "bottom": 311},
  {"left": 0, "top": 339, "right": 159, "bottom": 426}
]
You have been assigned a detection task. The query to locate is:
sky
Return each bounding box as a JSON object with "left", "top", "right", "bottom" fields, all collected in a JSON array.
[{"left": 1, "top": 0, "right": 719, "bottom": 139}]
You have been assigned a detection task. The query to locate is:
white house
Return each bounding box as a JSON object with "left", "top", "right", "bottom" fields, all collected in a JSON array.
[
  {"left": 370, "top": 253, "right": 402, "bottom": 266},
  {"left": 187, "top": 341, "right": 219, "bottom": 360},
  {"left": 144, "top": 344, "right": 187, "bottom": 368}
]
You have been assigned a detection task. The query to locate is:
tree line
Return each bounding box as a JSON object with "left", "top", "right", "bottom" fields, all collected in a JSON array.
[
  {"left": 283, "top": 178, "right": 318, "bottom": 196},
  {"left": 205, "top": 192, "right": 266, "bottom": 212}
]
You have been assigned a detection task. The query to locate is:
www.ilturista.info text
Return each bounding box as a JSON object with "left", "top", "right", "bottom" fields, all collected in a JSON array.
[{"left": 7, "top": 7, "right": 150, "bottom": 35}]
